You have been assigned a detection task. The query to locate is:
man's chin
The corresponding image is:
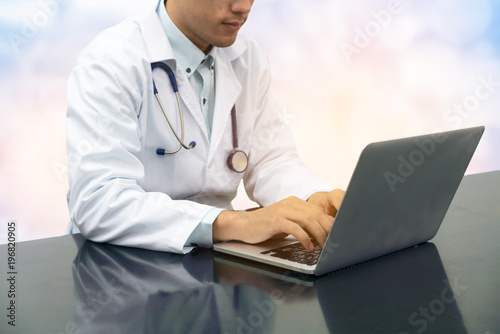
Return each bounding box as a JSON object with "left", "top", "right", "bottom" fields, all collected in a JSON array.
[{"left": 212, "top": 36, "right": 239, "bottom": 49}]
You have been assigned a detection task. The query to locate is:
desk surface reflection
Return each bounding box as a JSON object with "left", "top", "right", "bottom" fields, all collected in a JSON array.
[{"left": 70, "top": 238, "right": 465, "bottom": 334}]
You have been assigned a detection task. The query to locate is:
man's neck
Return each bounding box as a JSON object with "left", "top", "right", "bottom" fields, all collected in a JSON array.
[{"left": 164, "top": 0, "right": 213, "bottom": 54}]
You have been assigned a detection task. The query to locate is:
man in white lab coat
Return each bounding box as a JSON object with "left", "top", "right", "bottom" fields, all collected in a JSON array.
[{"left": 66, "top": 0, "right": 344, "bottom": 254}]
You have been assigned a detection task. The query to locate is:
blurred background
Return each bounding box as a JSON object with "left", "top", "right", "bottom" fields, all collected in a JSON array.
[{"left": 0, "top": 0, "right": 499, "bottom": 243}]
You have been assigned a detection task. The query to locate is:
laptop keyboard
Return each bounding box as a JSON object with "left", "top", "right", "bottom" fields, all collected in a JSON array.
[{"left": 260, "top": 240, "right": 321, "bottom": 266}]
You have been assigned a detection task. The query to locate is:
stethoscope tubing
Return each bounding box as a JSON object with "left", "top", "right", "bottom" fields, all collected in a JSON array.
[
  {"left": 231, "top": 105, "right": 239, "bottom": 150},
  {"left": 153, "top": 90, "right": 191, "bottom": 153},
  {"left": 152, "top": 62, "right": 195, "bottom": 154},
  {"left": 151, "top": 61, "right": 248, "bottom": 172}
]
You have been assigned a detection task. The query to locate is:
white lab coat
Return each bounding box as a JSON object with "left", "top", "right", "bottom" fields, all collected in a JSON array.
[{"left": 66, "top": 6, "right": 332, "bottom": 253}]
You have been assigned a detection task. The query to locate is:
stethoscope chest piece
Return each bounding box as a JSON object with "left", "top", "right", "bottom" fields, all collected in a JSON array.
[
  {"left": 227, "top": 105, "right": 248, "bottom": 173},
  {"left": 227, "top": 150, "right": 248, "bottom": 173}
]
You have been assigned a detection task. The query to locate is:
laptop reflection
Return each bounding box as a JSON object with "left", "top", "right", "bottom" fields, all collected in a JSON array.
[
  {"left": 213, "top": 242, "right": 467, "bottom": 334},
  {"left": 313, "top": 242, "right": 467, "bottom": 334}
]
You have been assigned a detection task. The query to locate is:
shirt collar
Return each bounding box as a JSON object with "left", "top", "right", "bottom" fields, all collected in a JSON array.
[{"left": 156, "top": 0, "right": 215, "bottom": 77}]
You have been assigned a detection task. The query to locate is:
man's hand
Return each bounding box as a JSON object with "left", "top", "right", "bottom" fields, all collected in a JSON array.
[
  {"left": 213, "top": 189, "right": 345, "bottom": 251},
  {"left": 306, "top": 189, "right": 345, "bottom": 218}
]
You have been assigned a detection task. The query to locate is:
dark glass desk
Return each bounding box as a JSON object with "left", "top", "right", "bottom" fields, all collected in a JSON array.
[{"left": 1, "top": 171, "right": 499, "bottom": 334}]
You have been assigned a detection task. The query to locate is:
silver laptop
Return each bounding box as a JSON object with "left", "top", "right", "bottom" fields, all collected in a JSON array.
[{"left": 213, "top": 126, "right": 485, "bottom": 276}]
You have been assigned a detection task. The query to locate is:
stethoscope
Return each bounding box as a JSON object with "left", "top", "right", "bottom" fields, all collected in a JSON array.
[{"left": 151, "top": 62, "right": 248, "bottom": 173}]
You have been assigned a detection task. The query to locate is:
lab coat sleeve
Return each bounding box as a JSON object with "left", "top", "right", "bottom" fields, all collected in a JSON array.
[
  {"left": 66, "top": 46, "right": 214, "bottom": 254},
  {"left": 242, "top": 49, "right": 332, "bottom": 206}
]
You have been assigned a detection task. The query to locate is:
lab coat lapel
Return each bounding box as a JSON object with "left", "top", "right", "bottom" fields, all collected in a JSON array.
[
  {"left": 208, "top": 55, "right": 242, "bottom": 165},
  {"left": 174, "top": 67, "right": 210, "bottom": 141},
  {"left": 140, "top": 10, "right": 173, "bottom": 64}
]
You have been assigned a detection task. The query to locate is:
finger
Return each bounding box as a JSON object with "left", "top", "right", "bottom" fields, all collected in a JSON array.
[
  {"left": 312, "top": 206, "right": 334, "bottom": 234},
  {"left": 291, "top": 198, "right": 333, "bottom": 233},
  {"left": 267, "top": 196, "right": 333, "bottom": 249},
  {"left": 326, "top": 189, "right": 345, "bottom": 217},
  {"left": 278, "top": 221, "right": 314, "bottom": 251},
  {"left": 285, "top": 204, "right": 331, "bottom": 248},
  {"left": 304, "top": 215, "right": 329, "bottom": 247}
]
